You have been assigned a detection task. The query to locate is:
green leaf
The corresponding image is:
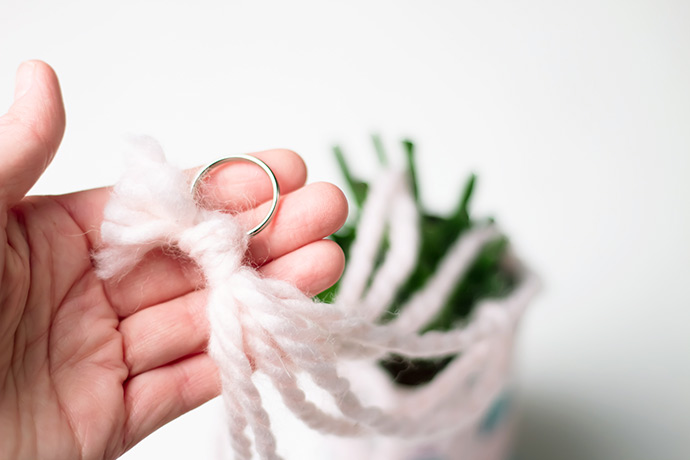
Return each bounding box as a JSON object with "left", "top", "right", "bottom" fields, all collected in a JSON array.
[
  {"left": 371, "top": 134, "right": 388, "bottom": 166},
  {"left": 450, "top": 173, "right": 476, "bottom": 229},
  {"left": 402, "top": 139, "right": 420, "bottom": 205},
  {"left": 333, "top": 145, "right": 368, "bottom": 209}
]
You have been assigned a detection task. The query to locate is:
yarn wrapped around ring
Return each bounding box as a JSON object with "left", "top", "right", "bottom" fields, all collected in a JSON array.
[{"left": 95, "top": 138, "right": 538, "bottom": 460}]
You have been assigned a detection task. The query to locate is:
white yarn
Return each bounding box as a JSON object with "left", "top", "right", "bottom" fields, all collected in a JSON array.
[
  {"left": 95, "top": 139, "right": 539, "bottom": 460},
  {"left": 349, "top": 169, "right": 421, "bottom": 321}
]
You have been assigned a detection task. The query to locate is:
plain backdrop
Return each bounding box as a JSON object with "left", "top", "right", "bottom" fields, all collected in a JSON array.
[{"left": 1, "top": 1, "right": 689, "bottom": 459}]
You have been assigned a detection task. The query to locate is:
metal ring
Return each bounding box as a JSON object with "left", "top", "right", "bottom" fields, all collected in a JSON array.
[{"left": 190, "top": 155, "right": 280, "bottom": 237}]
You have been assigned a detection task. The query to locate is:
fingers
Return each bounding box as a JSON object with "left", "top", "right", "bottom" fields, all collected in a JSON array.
[
  {"left": 54, "top": 148, "right": 308, "bottom": 250},
  {"left": 122, "top": 353, "right": 220, "bottom": 452},
  {"left": 119, "top": 240, "right": 346, "bottom": 450},
  {"left": 243, "top": 182, "right": 349, "bottom": 264},
  {"left": 0, "top": 61, "right": 65, "bottom": 208},
  {"left": 260, "top": 238, "right": 345, "bottom": 296},
  {"left": 121, "top": 290, "right": 207, "bottom": 377},
  {"left": 119, "top": 239, "right": 344, "bottom": 377},
  {"left": 192, "top": 149, "right": 306, "bottom": 213},
  {"left": 103, "top": 181, "right": 348, "bottom": 317}
]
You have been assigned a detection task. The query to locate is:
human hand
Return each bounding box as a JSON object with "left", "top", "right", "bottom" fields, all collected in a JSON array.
[{"left": 0, "top": 61, "right": 347, "bottom": 459}]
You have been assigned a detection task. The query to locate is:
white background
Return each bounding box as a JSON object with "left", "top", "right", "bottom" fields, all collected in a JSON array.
[{"left": 1, "top": 1, "right": 689, "bottom": 459}]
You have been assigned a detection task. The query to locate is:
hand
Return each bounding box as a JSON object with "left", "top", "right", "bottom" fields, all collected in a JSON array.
[{"left": 0, "top": 61, "right": 347, "bottom": 460}]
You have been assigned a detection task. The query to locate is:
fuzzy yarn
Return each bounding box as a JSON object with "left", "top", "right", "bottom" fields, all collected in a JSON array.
[{"left": 95, "top": 139, "right": 538, "bottom": 460}]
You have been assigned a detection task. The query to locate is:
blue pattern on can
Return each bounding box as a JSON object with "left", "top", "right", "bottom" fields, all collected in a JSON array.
[{"left": 479, "top": 391, "right": 511, "bottom": 435}]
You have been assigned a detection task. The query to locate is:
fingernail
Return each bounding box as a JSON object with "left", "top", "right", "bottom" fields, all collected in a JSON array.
[{"left": 14, "top": 61, "right": 36, "bottom": 101}]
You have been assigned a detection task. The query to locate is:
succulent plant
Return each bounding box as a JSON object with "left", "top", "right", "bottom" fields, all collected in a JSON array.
[{"left": 315, "top": 136, "right": 517, "bottom": 386}]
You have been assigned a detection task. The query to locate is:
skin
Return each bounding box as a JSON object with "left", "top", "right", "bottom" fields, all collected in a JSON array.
[{"left": 0, "top": 61, "right": 348, "bottom": 459}]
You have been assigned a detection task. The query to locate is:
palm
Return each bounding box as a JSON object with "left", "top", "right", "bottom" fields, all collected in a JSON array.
[
  {"left": 0, "top": 61, "right": 347, "bottom": 459},
  {"left": 1, "top": 197, "right": 127, "bottom": 458}
]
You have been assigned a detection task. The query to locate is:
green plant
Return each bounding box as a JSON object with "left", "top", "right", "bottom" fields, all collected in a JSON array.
[{"left": 316, "top": 136, "right": 517, "bottom": 386}]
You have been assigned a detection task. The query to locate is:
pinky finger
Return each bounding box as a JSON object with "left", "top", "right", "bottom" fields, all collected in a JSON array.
[{"left": 121, "top": 353, "right": 220, "bottom": 454}]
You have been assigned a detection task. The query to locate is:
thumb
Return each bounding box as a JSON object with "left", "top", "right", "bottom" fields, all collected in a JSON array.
[{"left": 0, "top": 60, "right": 66, "bottom": 207}]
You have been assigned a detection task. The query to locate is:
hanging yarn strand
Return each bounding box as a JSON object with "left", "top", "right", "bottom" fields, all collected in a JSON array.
[{"left": 95, "top": 139, "right": 537, "bottom": 460}]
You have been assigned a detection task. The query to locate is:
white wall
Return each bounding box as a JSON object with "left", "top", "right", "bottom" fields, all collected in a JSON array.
[{"left": 1, "top": 1, "right": 688, "bottom": 459}]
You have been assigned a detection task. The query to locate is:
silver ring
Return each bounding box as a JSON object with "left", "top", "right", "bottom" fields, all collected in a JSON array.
[{"left": 190, "top": 155, "right": 280, "bottom": 237}]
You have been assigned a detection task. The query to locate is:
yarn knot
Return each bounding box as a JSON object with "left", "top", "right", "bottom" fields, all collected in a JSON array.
[{"left": 178, "top": 210, "right": 250, "bottom": 283}]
